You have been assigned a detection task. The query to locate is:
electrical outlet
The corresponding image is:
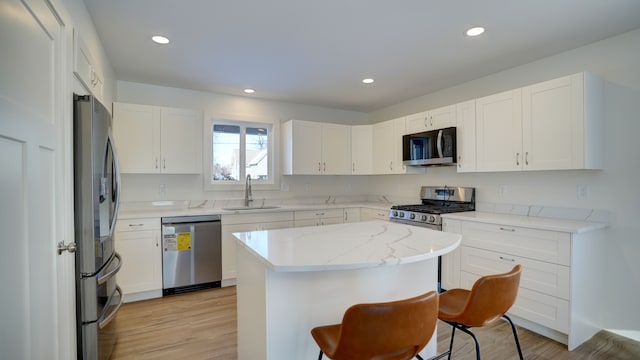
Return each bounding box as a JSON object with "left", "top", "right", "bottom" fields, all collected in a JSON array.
[
  {"left": 499, "top": 185, "right": 508, "bottom": 198},
  {"left": 577, "top": 184, "right": 588, "bottom": 200},
  {"left": 280, "top": 183, "right": 290, "bottom": 192}
]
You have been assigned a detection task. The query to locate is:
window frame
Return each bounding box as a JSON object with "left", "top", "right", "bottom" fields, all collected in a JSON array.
[{"left": 204, "top": 117, "right": 279, "bottom": 192}]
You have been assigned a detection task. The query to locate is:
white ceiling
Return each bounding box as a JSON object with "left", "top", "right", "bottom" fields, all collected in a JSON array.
[{"left": 84, "top": 0, "right": 640, "bottom": 112}]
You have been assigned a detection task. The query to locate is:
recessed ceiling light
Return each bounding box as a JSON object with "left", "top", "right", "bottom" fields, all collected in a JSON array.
[
  {"left": 243, "top": 88, "right": 255, "bottom": 94},
  {"left": 465, "top": 26, "right": 485, "bottom": 37},
  {"left": 151, "top": 35, "right": 170, "bottom": 44},
  {"left": 362, "top": 78, "right": 375, "bottom": 84}
]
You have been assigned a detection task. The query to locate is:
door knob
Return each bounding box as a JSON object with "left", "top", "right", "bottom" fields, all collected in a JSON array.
[{"left": 57, "top": 241, "right": 77, "bottom": 255}]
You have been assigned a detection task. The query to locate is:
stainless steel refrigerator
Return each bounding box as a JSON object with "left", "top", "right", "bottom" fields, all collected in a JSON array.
[{"left": 73, "top": 94, "right": 123, "bottom": 360}]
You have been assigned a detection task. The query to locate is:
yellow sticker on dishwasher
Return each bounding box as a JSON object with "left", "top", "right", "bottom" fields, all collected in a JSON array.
[{"left": 177, "top": 232, "right": 192, "bottom": 251}]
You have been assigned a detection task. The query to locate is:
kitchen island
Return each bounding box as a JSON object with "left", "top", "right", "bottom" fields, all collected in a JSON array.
[{"left": 233, "top": 220, "right": 461, "bottom": 360}]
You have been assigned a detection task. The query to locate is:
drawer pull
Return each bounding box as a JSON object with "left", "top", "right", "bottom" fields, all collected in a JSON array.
[
  {"left": 128, "top": 223, "right": 144, "bottom": 227},
  {"left": 499, "top": 256, "right": 516, "bottom": 262},
  {"left": 499, "top": 227, "right": 516, "bottom": 232},
  {"left": 316, "top": 213, "right": 325, "bottom": 216}
]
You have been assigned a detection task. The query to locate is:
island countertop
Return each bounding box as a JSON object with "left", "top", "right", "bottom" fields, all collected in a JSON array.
[{"left": 233, "top": 220, "right": 461, "bottom": 272}]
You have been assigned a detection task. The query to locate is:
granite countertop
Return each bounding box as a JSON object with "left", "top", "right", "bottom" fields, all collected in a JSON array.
[
  {"left": 441, "top": 211, "right": 607, "bottom": 234},
  {"left": 232, "top": 220, "right": 461, "bottom": 272}
]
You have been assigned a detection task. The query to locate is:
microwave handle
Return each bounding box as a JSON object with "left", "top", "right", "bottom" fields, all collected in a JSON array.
[{"left": 437, "top": 129, "right": 444, "bottom": 158}]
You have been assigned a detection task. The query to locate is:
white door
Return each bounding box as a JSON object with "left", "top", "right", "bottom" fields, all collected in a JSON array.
[{"left": 0, "top": 0, "right": 74, "bottom": 359}]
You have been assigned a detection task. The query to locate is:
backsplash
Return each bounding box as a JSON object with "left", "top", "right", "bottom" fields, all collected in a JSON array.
[{"left": 476, "top": 202, "right": 611, "bottom": 223}]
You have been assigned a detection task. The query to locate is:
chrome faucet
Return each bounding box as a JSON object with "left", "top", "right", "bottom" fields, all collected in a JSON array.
[{"left": 244, "top": 174, "right": 253, "bottom": 207}]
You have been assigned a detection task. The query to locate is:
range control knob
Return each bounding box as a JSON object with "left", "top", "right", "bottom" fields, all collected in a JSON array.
[
  {"left": 429, "top": 215, "right": 436, "bottom": 223},
  {"left": 409, "top": 213, "right": 415, "bottom": 220},
  {"left": 399, "top": 212, "right": 405, "bottom": 218},
  {"left": 392, "top": 211, "right": 398, "bottom": 217},
  {"left": 421, "top": 215, "right": 427, "bottom": 221}
]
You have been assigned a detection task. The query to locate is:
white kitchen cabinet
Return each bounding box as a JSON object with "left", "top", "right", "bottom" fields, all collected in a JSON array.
[
  {"left": 521, "top": 72, "right": 603, "bottom": 170},
  {"left": 343, "top": 208, "right": 361, "bottom": 223},
  {"left": 221, "top": 212, "right": 294, "bottom": 283},
  {"left": 360, "top": 208, "right": 390, "bottom": 221},
  {"left": 404, "top": 104, "right": 457, "bottom": 134},
  {"left": 73, "top": 29, "right": 103, "bottom": 100},
  {"left": 372, "top": 117, "right": 407, "bottom": 174},
  {"left": 294, "top": 208, "right": 344, "bottom": 227},
  {"left": 476, "top": 72, "right": 603, "bottom": 172},
  {"left": 441, "top": 218, "right": 462, "bottom": 291},
  {"left": 351, "top": 125, "right": 373, "bottom": 174},
  {"left": 282, "top": 120, "right": 351, "bottom": 175},
  {"left": 455, "top": 100, "right": 477, "bottom": 173},
  {"left": 115, "top": 218, "right": 162, "bottom": 302},
  {"left": 476, "top": 88, "right": 523, "bottom": 172},
  {"left": 442, "top": 214, "right": 605, "bottom": 350},
  {"left": 112, "top": 102, "right": 203, "bottom": 174}
]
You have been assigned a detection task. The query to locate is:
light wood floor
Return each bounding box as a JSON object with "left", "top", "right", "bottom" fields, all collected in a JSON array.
[{"left": 111, "top": 287, "right": 640, "bottom": 360}]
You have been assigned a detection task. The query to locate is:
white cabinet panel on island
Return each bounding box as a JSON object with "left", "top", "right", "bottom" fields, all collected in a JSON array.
[
  {"left": 113, "top": 102, "right": 203, "bottom": 174},
  {"left": 294, "top": 208, "right": 344, "bottom": 227},
  {"left": 115, "top": 218, "right": 162, "bottom": 302}
]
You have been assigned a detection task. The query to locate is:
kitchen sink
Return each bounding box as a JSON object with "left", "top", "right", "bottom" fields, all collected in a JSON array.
[{"left": 222, "top": 206, "right": 281, "bottom": 211}]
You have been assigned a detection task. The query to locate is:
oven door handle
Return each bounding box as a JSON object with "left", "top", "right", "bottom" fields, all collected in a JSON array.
[
  {"left": 97, "top": 252, "right": 122, "bottom": 286},
  {"left": 98, "top": 285, "right": 124, "bottom": 330}
]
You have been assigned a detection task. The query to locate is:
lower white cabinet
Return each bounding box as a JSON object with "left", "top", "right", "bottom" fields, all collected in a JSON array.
[
  {"left": 360, "top": 208, "right": 390, "bottom": 221},
  {"left": 343, "top": 208, "right": 361, "bottom": 223},
  {"left": 441, "top": 215, "right": 605, "bottom": 350},
  {"left": 294, "top": 209, "right": 344, "bottom": 227},
  {"left": 221, "top": 212, "right": 294, "bottom": 283},
  {"left": 115, "top": 218, "right": 162, "bottom": 302}
]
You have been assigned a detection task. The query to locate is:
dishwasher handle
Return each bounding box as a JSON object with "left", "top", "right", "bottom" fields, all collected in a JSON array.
[{"left": 162, "top": 214, "right": 221, "bottom": 224}]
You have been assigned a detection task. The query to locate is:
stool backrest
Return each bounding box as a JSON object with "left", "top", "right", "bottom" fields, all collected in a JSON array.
[
  {"left": 330, "top": 290, "right": 439, "bottom": 360},
  {"left": 458, "top": 264, "right": 522, "bottom": 327}
]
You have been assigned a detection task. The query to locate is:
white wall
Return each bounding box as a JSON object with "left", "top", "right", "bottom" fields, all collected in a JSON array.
[
  {"left": 368, "top": 29, "right": 640, "bottom": 332},
  {"left": 115, "top": 81, "right": 370, "bottom": 203}
]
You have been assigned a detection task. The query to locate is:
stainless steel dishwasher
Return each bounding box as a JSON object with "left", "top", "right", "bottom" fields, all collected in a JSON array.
[{"left": 161, "top": 215, "right": 222, "bottom": 295}]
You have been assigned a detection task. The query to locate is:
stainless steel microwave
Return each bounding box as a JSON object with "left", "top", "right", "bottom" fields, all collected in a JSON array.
[{"left": 402, "top": 127, "right": 456, "bottom": 166}]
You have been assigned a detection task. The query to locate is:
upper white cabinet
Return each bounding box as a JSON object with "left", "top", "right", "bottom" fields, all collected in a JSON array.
[
  {"left": 455, "top": 100, "right": 477, "bottom": 173},
  {"left": 476, "top": 88, "right": 523, "bottom": 172},
  {"left": 522, "top": 73, "right": 603, "bottom": 170},
  {"left": 351, "top": 125, "right": 373, "bottom": 174},
  {"left": 404, "top": 104, "right": 456, "bottom": 134},
  {"left": 113, "top": 102, "right": 203, "bottom": 174},
  {"left": 372, "top": 117, "right": 407, "bottom": 174},
  {"left": 476, "top": 72, "right": 603, "bottom": 172},
  {"left": 73, "top": 29, "right": 103, "bottom": 99},
  {"left": 282, "top": 120, "right": 351, "bottom": 175}
]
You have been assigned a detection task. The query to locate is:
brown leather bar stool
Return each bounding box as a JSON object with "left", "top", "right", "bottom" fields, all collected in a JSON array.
[
  {"left": 437, "top": 264, "right": 524, "bottom": 360},
  {"left": 310, "top": 290, "right": 440, "bottom": 360}
]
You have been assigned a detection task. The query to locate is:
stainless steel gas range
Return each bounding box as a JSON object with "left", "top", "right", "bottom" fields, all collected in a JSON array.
[
  {"left": 389, "top": 186, "right": 475, "bottom": 230},
  {"left": 389, "top": 186, "right": 475, "bottom": 292}
]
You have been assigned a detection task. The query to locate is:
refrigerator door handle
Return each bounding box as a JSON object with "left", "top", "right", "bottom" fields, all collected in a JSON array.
[
  {"left": 106, "top": 131, "right": 122, "bottom": 240},
  {"left": 98, "top": 285, "right": 123, "bottom": 330},
  {"left": 97, "top": 252, "right": 122, "bottom": 286}
]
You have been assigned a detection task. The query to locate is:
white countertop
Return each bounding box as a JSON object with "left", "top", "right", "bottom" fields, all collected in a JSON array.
[
  {"left": 117, "top": 202, "right": 392, "bottom": 219},
  {"left": 441, "top": 211, "right": 607, "bottom": 234},
  {"left": 232, "top": 220, "right": 461, "bottom": 272}
]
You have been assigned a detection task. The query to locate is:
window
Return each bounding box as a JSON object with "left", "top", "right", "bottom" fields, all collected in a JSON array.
[{"left": 208, "top": 119, "right": 274, "bottom": 188}]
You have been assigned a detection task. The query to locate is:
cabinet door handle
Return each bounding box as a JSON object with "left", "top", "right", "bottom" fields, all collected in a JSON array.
[
  {"left": 352, "top": 163, "right": 355, "bottom": 172},
  {"left": 458, "top": 155, "right": 462, "bottom": 168},
  {"left": 323, "top": 162, "right": 326, "bottom": 171},
  {"left": 318, "top": 162, "right": 321, "bottom": 172},
  {"left": 499, "top": 227, "right": 516, "bottom": 232},
  {"left": 424, "top": 117, "right": 429, "bottom": 128},
  {"left": 499, "top": 256, "right": 516, "bottom": 262},
  {"left": 163, "top": 159, "right": 166, "bottom": 169},
  {"left": 516, "top": 152, "right": 520, "bottom": 166},
  {"left": 389, "top": 161, "right": 393, "bottom": 171},
  {"left": 525, "top": 152, "right": 529, "bottom": 165},
  {"left": 155, "top": 159, "right": 159, "bottom": 169}
]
